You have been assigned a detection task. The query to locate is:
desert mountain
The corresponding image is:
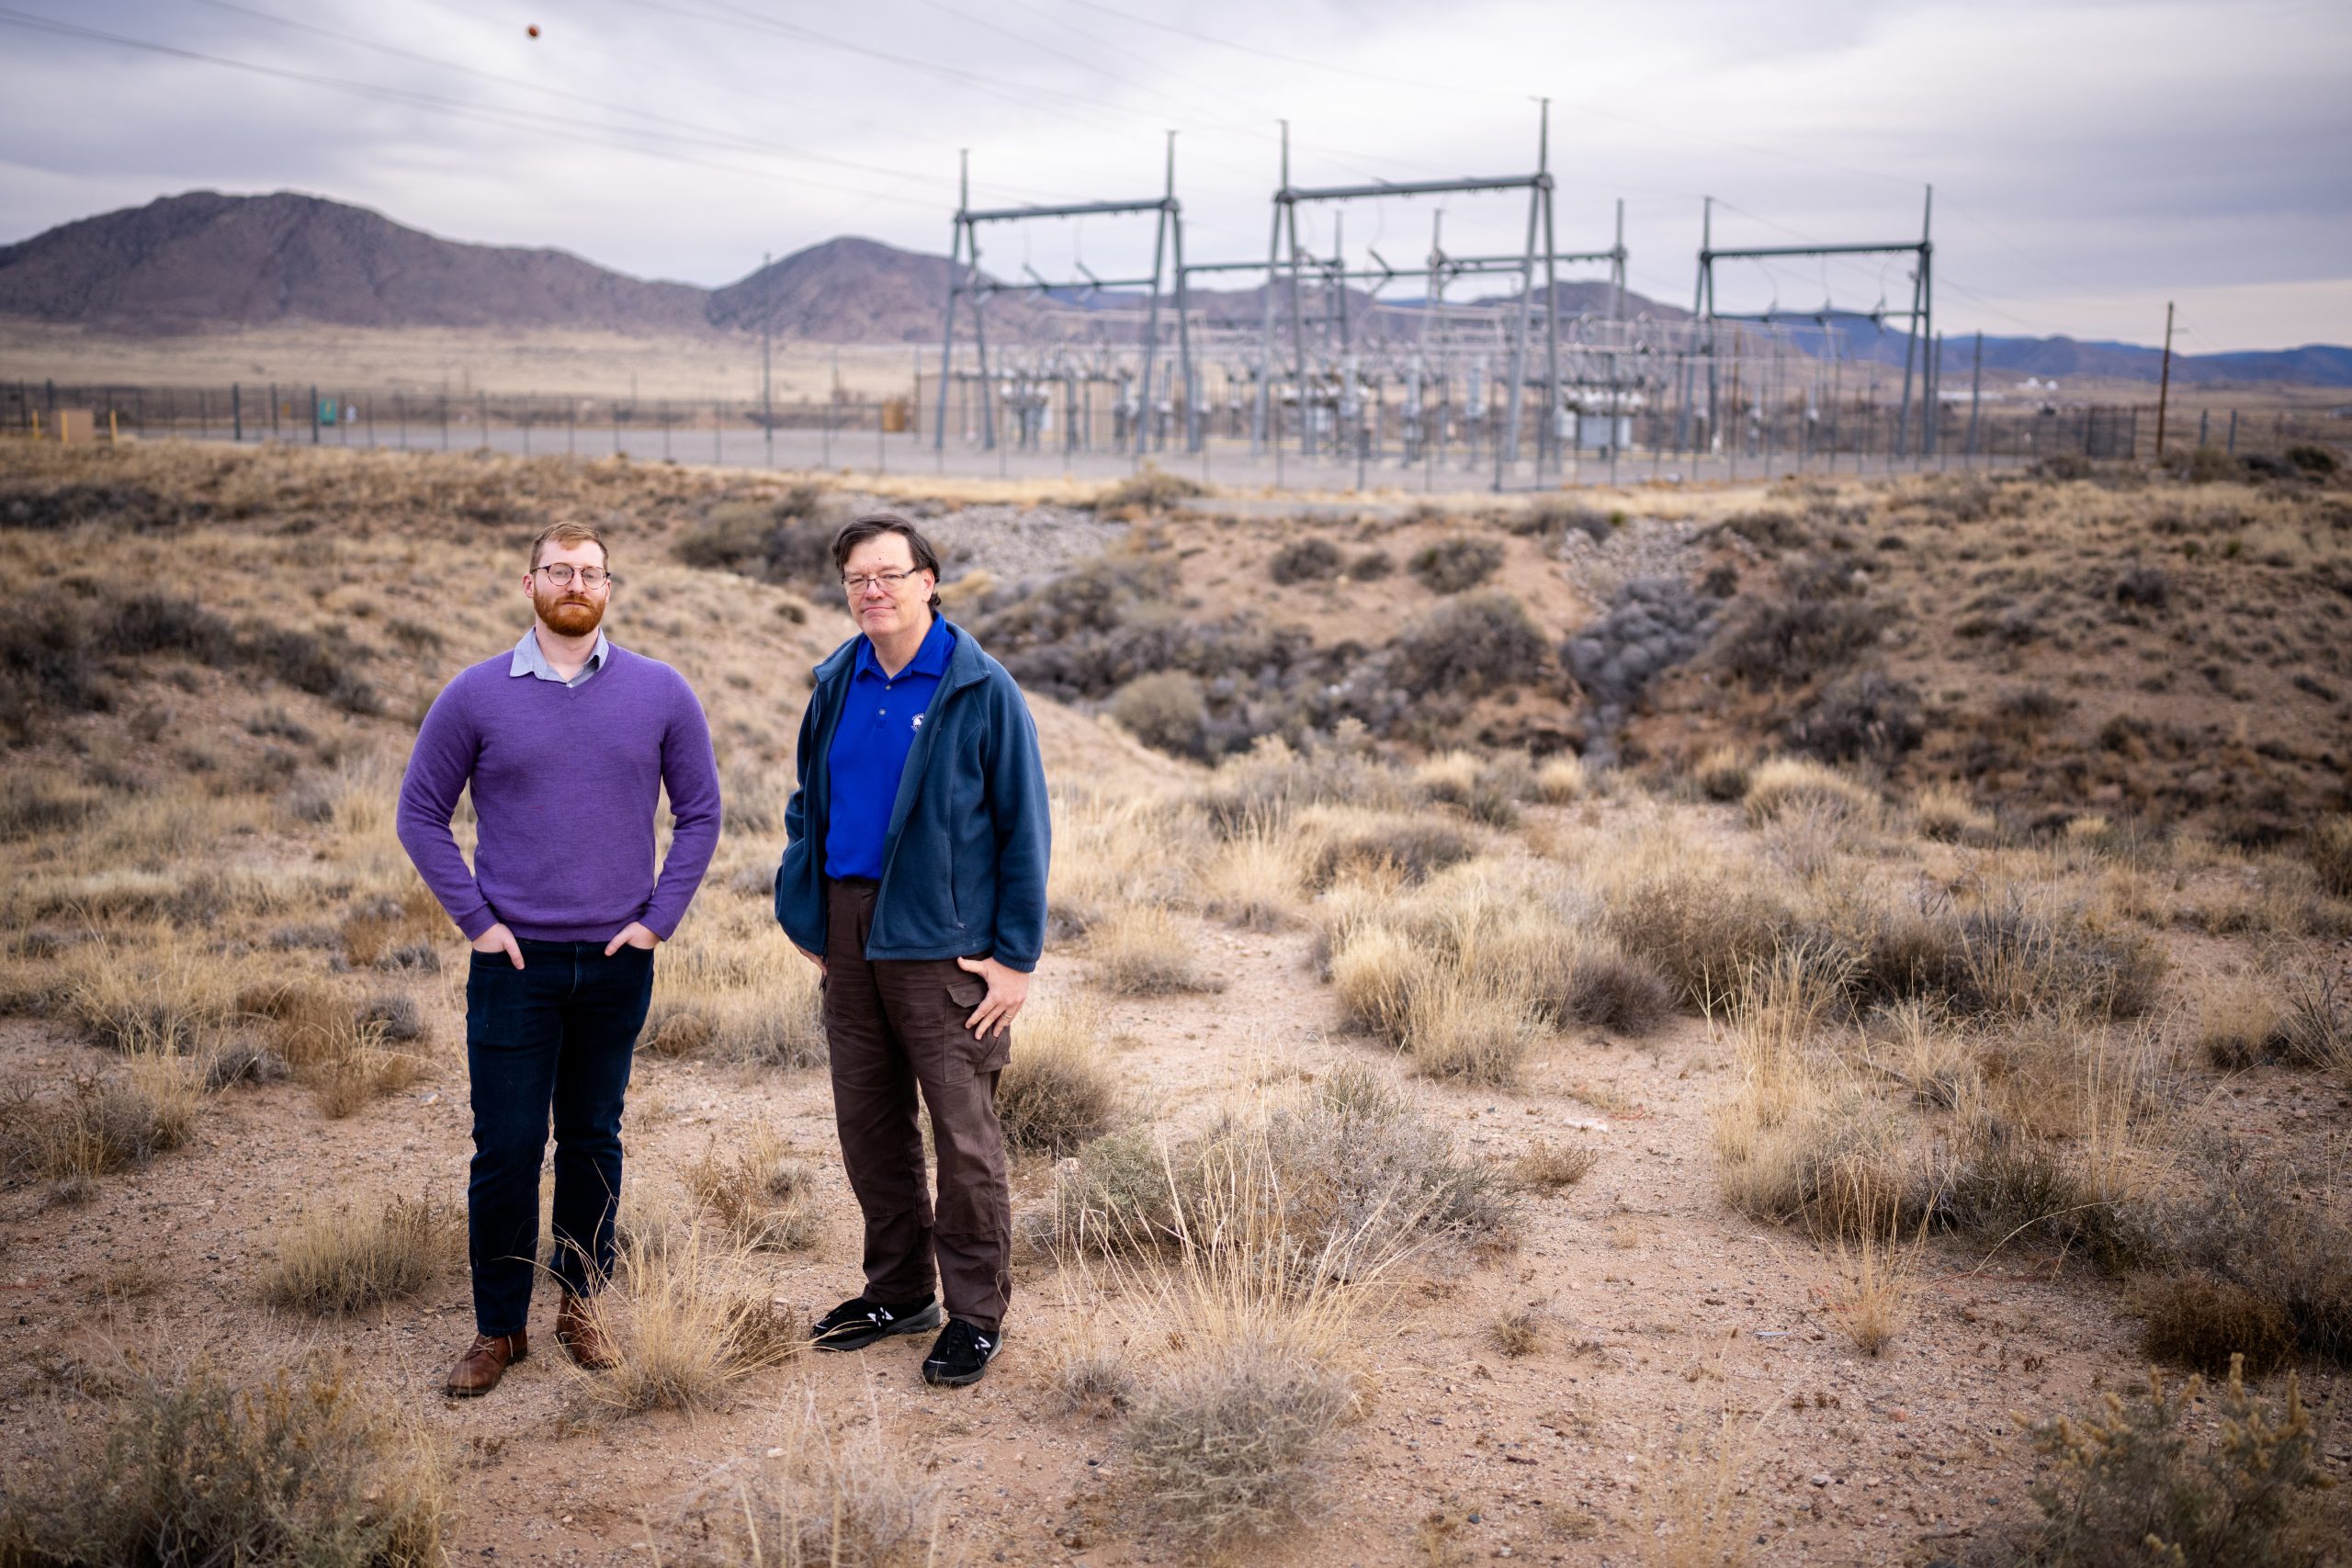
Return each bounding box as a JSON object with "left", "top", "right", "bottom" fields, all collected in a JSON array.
[{"left": 3, "top": 191, "right": 2346, "bottom": 383}]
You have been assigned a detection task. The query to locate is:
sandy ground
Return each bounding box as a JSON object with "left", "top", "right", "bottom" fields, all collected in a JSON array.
[{"left": 6, "top": 837, "right": 2340, "bottom": 1567}]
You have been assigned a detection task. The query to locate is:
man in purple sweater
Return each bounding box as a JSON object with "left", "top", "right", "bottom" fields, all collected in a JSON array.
[{"left": 397, "top": 522, "right": 721, "bottom": 1397}]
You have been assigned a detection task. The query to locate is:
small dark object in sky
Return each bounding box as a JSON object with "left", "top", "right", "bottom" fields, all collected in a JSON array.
[{"left": 526, "top": 24, "right": 540, "bottom": 39}]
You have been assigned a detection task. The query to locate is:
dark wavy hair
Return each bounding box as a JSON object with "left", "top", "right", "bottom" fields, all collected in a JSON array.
[{"left": 830, "top": 513, "right": 944, "bottom": 617}]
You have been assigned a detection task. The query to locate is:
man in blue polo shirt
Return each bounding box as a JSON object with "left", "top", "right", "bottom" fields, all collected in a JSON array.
[{"left": 774, "top": 513, "right": 1050, "bottom": 1389}]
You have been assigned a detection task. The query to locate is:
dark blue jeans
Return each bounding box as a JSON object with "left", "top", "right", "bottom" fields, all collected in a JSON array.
[{"left": 463, "top": 939, "right": 655, "bottom": 1337}]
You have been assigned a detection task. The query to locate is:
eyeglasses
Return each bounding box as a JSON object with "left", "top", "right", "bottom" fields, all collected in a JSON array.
[
  {"left": 532, "top": 564, "right": 613, "bottom": 588},
  {"left": 842, "top": 569, "right": 924, "bottom": 595}
]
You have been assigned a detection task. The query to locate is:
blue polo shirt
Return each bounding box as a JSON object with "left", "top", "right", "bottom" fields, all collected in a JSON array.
[{"left": 824, "top": 616, "right": 956, "bottom": 880}]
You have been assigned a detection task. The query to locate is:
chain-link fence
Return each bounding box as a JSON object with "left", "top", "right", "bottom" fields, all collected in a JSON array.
[{"left": 4, "top": 376, "right": 2344, "bottom": 493}]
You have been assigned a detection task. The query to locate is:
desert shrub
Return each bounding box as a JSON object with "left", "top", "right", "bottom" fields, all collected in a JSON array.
[
  {"left": 1124, "top": 1319, "right": 1356, "bottom": 1551},
  {"left": 0, "top": 1359, "right": 448, "bottom": 1568},
  {"left": 261, "top": 1197, "right": 460, "bottom": 1314},
  {"left": 997, "top": 995, "right": 1121, "bottom": 1156},
  {"left": 1109, "top": 670, "right": 1208, "bottom": 759},
  {"left": 2164, "top": 1143, "right": 2352, "bottom": 1364},
  {"left": 2139, "top": 1273, "right": 2299, "bottom": 1376},
  {"left": 1785, "top": 671, "right": 1924, "bottom": 765},
  {"left": 0, "top": 479, "right": 186, "bottom": 532},
  {"left": 673, "top": 484, "right": 831, "bottom": 584},
  {"left": 1408, "top": 536, "right": 1504, "bottom": 594},
  {"left": 1386, "top": 592, "right": 1551, "bottom": 698},
  {"left": 2113, "top": 563, "right": 2171, "bottom": 609},
  {"left": 685, "top": 1134, "right": 818, "bottom": 1252},
  {"left": 1038, "top": 1127, "right": 1186, "bottom": 1256},
  {"left": 356, "top": 994, "right": 426, "bottom": 1045},
  {"left": 2284, "top": 442, "right": 2340, "bottom": 477},
  {"left": 0, "top": 1057, "right": 202, "bottom": 1187},
  {"left": 1411, "top": 749, "right": 1528, "bottom": 828},
  {"left": 1398, "top": 971, "right": 1539, "bottom": 1085},
  {"left": 1719, "top": 558, "right": 1887, "bottom": 687},
  {"left": 1345, "top": 548, "right": 1393, "bottom": 581},
  {"left": 1691, "top": 744, "right": 1749, "bottom": 802},
  {"left": 2313, "top": 817, "right": 2352, "bottom": 900},
  {"left": 2030, "top": 451, "right": 2094, "bottom": 482},
  {"left": 1093, "top": 468, "right": 1206, "bottom": 512},
  {"left": 1525, "top": 496, "right": 1615, "bottom": 545},
  {"left": 2018, "top": 1360, "right": 2330, "bottom": 1568},
  {"left": 243, "top": 626, "right": 380, "bottom": 715},
  {"left": 1268, "top": 536, "right": 1343, "bottom": 585}
]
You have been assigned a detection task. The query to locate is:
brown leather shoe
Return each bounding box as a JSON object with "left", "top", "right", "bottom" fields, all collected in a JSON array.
[
  {"left": 556, "top": 1292, "right": 618, "bottom": 1371},
  {"left": 445, "top": 1331, "right": 526, "bottom": 1398}
]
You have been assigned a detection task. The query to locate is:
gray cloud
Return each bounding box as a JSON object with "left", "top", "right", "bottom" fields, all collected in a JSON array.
[{"left": 2, "top": 0, "right": 2346, "bottom": 348}]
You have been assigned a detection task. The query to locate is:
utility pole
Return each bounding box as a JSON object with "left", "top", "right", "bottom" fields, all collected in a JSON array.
[
  {"left": 1966, "top": 330, "right": 1983, "bottom": 462},
  {"left": 2154, "top": 301, "right": 2176, "bottom": 458},
  {"left": 761, "top": 251, "right": 774, "bottom": 469}
]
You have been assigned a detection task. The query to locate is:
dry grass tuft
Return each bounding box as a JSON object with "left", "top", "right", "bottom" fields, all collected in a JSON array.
[
  {"left": 0, "top": 1356, "right": 449, "bottom": 1567},
  {"left": 2194, "top": 967, "right": 2288, "bottom": 1068},
  {"left": 1914, "top": 782, "right": 1997, "bottom": 844},
  {"left": 997, "top": 993, "right": 1121, "bottom": 1157},
  {"left": 1510, "top": 1141, "right": 1599, "bottom": 1192},
  {"left": 1533, "top": 752, "right": 1588, "bottom": 804},
  {"left": 2310, "top": 815, "right": 2352, "bottom": 900},
  {"left": 684, "top": 1134, "right": 819, "bottom": 1252},
  {"left": 1197, "top": 820, "right": 1304, "bottom": 931},
  {"left": 570, "top": 1221, "right": 801, "bottom": 1414},
  {"left": 261, "top": 1196, "right": 461, "bottom": 1314},
  {"left": 1489, "top": 1308, "right": 1544, "bottom": 1358},
  {"left": 1087, "top": 903, "right": 1222, "bottom": 996},
  {"left": 1818, "top": 1164, "right": 1925, "bottom": 1357},
  {"left": 1114, "top": 1124, "right": 1378, "bottom": 1556},
  {"left": 1744, "top": 755, "right": 1879, "bottom": 827},
  {"left": 676, "top": 1394, "right": 941, "bottom": 1568},
  {"left": 643, "top": 921, "right": 825, "bottom": 1067}
]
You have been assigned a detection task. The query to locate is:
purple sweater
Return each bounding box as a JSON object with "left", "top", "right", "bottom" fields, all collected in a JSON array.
[{"left": 396, "top": 645, "right": 722, "bottom": 942}]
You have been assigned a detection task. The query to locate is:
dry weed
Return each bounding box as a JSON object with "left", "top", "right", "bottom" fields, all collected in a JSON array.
[
  {"left": 1743, "top": 756, "right": 1878, "bottom": 827},
  {"left": 684, "top": 1133, "right": 819, "bottom": 1252},
  {"left": 674, "top": 1393, "right": 941, "bottom": 1567}
]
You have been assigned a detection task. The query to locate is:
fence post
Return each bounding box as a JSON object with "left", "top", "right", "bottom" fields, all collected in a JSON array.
[
  {"left": 232, "top": 383, "right": 243, "bottom": 442},
  {"left": 662, "top": 400, "right": 671, "bottom": 461},
  {"left": 441, "top": 393, "right": 450, "bottom": 452},
  {"left": 713, "top": 399, "right": 721, "bottom": 466},
  {"left": 269, "top": 383, "right": 278, "bottom": 441},
  {"left": 478, "top": 390, "right": 490, "bottom": 452},
  {"left": 311, "top": 385, "right": 321, "bottom": 445},
  {"left": 2226, "top": 410, "right": 2238, "bottom": 454}
]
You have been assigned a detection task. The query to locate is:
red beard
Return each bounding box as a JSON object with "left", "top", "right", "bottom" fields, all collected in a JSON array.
[{"left": 537, "top": 593, "right": 603, "bottom": 637}]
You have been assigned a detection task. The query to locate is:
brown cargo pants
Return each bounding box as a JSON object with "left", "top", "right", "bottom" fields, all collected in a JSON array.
[{"left": 821, "top": 877, "right": 1013, "bottom": 1332}]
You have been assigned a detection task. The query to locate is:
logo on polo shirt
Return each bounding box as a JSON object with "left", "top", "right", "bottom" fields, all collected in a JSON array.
[{"left": 911, "top": 714, "right": 923, "bottom": 730}]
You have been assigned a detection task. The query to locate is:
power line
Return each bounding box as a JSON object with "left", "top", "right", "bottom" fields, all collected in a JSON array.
[
  {"left": 0, "top": 6, "right": 952, "bottom": 210},
  {"left": 180, "top": 0, "right": 996, "bottom": 195}
]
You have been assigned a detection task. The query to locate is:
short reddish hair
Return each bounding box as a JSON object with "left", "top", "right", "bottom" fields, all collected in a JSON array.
[{"left": 530, "top": 522, "right": 608, "bottom": 571}]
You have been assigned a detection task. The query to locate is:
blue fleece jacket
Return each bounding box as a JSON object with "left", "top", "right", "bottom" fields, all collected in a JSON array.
[{"left": 775, "top": 620, "right": 1051, "bottom": 971}]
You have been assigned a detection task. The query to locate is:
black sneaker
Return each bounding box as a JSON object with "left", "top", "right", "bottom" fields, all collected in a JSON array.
[
  {"left": 921, "top": 1318, "right": 1001, "bottom": 1388},
  {"left": 809, "top": 1294, "right": 941, "bottom": 1352}
]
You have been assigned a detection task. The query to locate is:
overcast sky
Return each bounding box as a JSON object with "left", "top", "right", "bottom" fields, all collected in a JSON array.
[{"left": 4, "top": 0, "right": 2348, "bottom": 352}]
